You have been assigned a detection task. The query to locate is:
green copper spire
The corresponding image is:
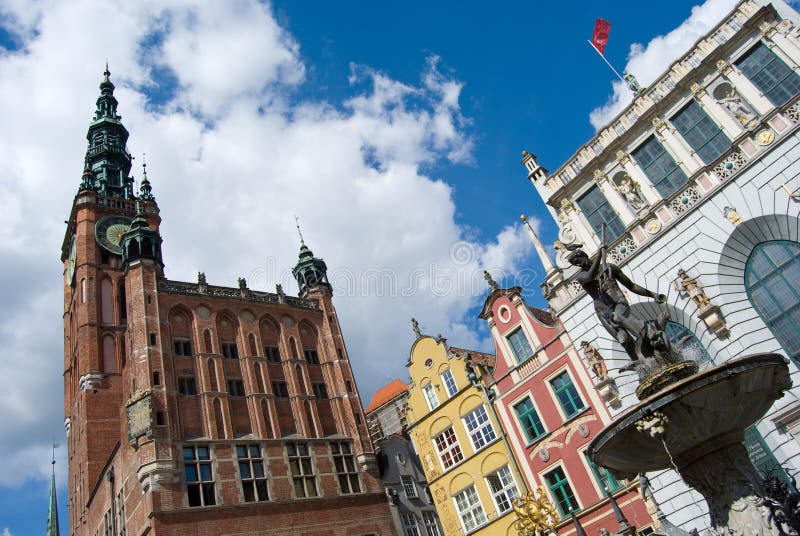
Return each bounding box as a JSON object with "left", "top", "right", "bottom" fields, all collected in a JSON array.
[
  {"left": 291, "top": 218, "right": 330, "bottom": 296},
  {"left": 46, "top": 443, "right": 60, "bottom": 536},
  {"left": 138, "top": 155, "right": 155, "bottom": 202},
  {"left": 83, "top": 64, "right": 134, "bottom": 199}
]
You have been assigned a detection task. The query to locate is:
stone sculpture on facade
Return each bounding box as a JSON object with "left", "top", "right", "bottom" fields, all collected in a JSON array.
[
  {"left": 673, "top": 269, "right": 729, "bottom": 338},
  {"left": 616, "top": 176, "right": 648, "bottom": 213},
  {"left": 581, "top": 341, "right": 608, "bottom": 380},
  {"left": 715, "top": 83, "right": 756, "bottom": 126}
]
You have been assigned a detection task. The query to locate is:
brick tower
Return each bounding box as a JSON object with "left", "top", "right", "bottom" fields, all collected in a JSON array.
[{"left": 61, "top": 68, "right": 395, "bottom": 535}]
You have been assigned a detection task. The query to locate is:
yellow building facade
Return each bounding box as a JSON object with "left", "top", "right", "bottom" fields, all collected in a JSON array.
[{"left": 406, "top": 334, "right": 523, "bottom": 536}]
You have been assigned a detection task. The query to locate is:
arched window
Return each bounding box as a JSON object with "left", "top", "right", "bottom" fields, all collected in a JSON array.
[
  {"left": 208, "top": 359, "right": 218, "bottom": 392},
  {"left": 248, "top": 333, "right": 257, "bottom": 357},
  {"left": 253, "top": 363, "right": 265, "bottom": 394},
  {"left": 102, "top": 335, "right": 117, "bottom": 373},
  {"left": 665, "top": 321, "right": 712, "bottom": 365},
  {"left": 203, "top": 329, "right": 213, "bottom": 353},
  {"left": 100, "top": 278, "right": 113, "bottom": 323},
  {"left": 746, "top": 241, "right": 800, "bottom": 364}
]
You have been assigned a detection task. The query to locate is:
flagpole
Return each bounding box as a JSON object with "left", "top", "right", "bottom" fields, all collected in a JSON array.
[{"left": 587, "top": 39, "right": 626, "bottom": 83}]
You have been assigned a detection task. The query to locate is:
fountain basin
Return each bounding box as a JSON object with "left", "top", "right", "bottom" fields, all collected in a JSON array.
[{"left": 589, "top": 353, "right": 791, "bottom": 476}]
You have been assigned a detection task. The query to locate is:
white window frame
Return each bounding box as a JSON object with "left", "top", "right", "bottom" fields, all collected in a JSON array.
[
  {"left": 485, "top": 465, "right": 520, "bottom": 514},
  {"left": 463, "top": 405, "right": 497, "bottom": 451},
  {"left": 433, "top": 427, "right": 464, "bottom": 470},
  {"left": 401, "top": 512, "right": 421, "bottom": 536},
  {"left": 421, "top": 511, "right": 442, "bottom": 536},
  {"left": 401, "top": 474, "right": 418, "bottom": 498},
  {"left": 422, "top": 382, "right": 439, "bottom": 410},
  {"left": 453, "top": 485, "right": 488, "bottom": 533},
  {"left": 441, "top": 369, "right": 458, "bottom": 397}
]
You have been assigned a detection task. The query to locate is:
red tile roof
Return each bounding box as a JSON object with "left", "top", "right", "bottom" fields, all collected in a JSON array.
[
  {"left": 364, "top": 379, "right": 408, "bottom": 414},
  {"left": 448, "top": 347, "right": 496, "bottom": 371}
]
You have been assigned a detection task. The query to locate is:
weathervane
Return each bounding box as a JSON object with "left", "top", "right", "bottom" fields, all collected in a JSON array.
[{"left": 295, "top": 215, "right": 305, "bottom": 245}]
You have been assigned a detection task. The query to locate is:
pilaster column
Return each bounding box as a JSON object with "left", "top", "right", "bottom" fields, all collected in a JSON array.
[
  {"left": 594, "top": 170, "right": 637, "bottom": 225},
  {"left": 616, "top": 150, "right": 662, "bottom": 206},
  {"left": 653, "top": 116, "right": 704, "bottom": 175},
  {"left": 692, "top": 83, "right": 744, "bottom": 140},
  {"left": 764, "top": 21, "right": 800, "bottom": 67},
  {"left": 560, "top": 199, "right": 597, "bottom": 249},
  {"left": 716, "top": 60, "right": 773, "bottom": 116}
]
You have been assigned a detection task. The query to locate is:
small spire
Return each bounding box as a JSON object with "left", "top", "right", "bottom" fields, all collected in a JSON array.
[
  {"left": 138, "top": 153, "right": 155, "bottom": 201},
  {"left": 295, "top": 215, "right": 305, "bottom": 246},
  {"left": 100, "top": 62, "right": 114, "bottom": 95},
  {"left": 483, "top": 270, "right": 499, "bottom": 292},
  {"left": 47, "top": 442, "right": 60, "bottom": 536},
  {"left": 521, "top": 214, "right": 557, "bottom": 275},
  {"left": 79, "top": 160, "right": 95, "bottom": 192}
]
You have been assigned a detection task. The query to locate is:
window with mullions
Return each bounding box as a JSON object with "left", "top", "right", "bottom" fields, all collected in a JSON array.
[
  {"left": 632, "top": 136, "right": 689, "bottom": 197},
  {"left": 183, "top": 445, "right": 215, "bottom": 507},
  {"left": 736, "top": 42, "right": 800, "bottom": 106},
  {"left": 544, "top": 467, "right": 579, "bottom": 517},
  {"left": 514, "top": 398, "right": 545, "bottom": 443},
  {"left": 227, "top": 380, "right": 245, "bottom": 397},
  {"left": 585, "top": 453, "right": 622, "bottom": 494},
  {"left": 463, "top": 405, "right": 497, "bottom": 450},
  {"left": 453, "top": 485, "right": 488, "bottom": 533},
  {"left": 434, "top": 427, "right": 464, "bottom": 469},
  {"left": 305, "top": 349, "right": 320, "bottom": 364},
  {"left": 221, "top": 342, "right": 238, "bottom": 359},
  {"left": 507, "top": 327, "right": 534, "bottom": 363},
  {"left": 486, "top": 465, "right": 520, "bottom": 513},
  {"left": 550, "top": 372, "right": 585, "bottom": 419},
  {"left": 746, "top": 240, "right": 800, "bottom": 364},
  {"left": 401, "top": 474, "right": 418, "bottom": 498},
  {"left": 576, "top": 186, "right": 626, "bottom": 242},
  {"left": 331, "top": 441, "right": 361, "bottom": 494},
  {"left": 441, "top": 369, "right": 458, "bottom": 397},
  {"left": 671, "top": 101, "right": 730, "bottom": 164},
  {"left": 287, "top": 442, "right": 317, "bottom": 498},
  {"left": 178, "top": 377, "right": 197, "bottom": 395},
  {"left": 312, "top": 382, "right": 328, "bottom": 399},
  {"left": 401, "top": 513, "right": 421, "bottom": 536},
  {"left": 264, "top": 345, "right": 281, "bottom": 362},
  {"left": 422, "top": 512, "right": 442, "bottom": 536},
  {"left": 237, "top": 444, "right": 269, "bottom": 502},
  {"left": 422, "top": 382, "right": 439, "bottom": 410},
  {"left": 174, "top": 339, "right": 192, "bottom": 356}
]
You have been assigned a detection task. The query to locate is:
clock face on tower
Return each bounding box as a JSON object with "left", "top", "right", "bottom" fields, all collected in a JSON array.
[{"left": 95, "top": 215, "right": 133, "bottom": 255}]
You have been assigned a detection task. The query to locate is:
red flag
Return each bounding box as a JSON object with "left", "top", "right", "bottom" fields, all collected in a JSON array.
[{"left": 592, "top": 18, "right": 611, "bottom": 55}]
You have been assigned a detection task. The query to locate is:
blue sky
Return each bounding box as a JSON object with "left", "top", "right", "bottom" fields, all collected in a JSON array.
[{"left": 0, "top": 0, "right": 748, "bottom": 533}]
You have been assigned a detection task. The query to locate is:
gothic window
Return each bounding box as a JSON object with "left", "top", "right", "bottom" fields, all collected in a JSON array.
[
  {"left": 178, "top": 377, "right": 197, "bottom": 395},
  {"left": 221, "top": 343, "right": 239, "bottom": 359},
  {"left": 248, "top": 333, "right": 257, "bottom": 356},
  {"left": 550, "top": 371, "right": 585, "bottom": 420},
  {"left": 664, "top": 321, "right": 712, "bottom": 365},
  {"left": 745, "top": 240, "right": 800, "bottom": 363},
  {"left": 100, "top": 278, "right": 113, "bottom": 323},
  {"left": 174, "top": 340, "right": 192, "bottom": 356},
  {"left": 736, "top": 42, "right": 800, "bottom": 106},
  {"left": 227, "top": 380, "right": 245, "bottom": 397},
  {"left": 312, "top": 383, "right": 328, "bottom": 399},
  {"left": 213, "top": 398, "right": 225, "bottom": 438},
  {"left": 632, "top": 135, "right": 688, "bottom": 197},
  {"left": 183, "top": 445, "right": 215, "bottom": 507},
  {"left": 485, "top": 465, "right": 520, "bottom": 513},
  {"left": 272, "top": 380, "right": 289, "bottom": 398},
  {"left": 300, "top": 323, "right": 320, "bottom": 364},
  {"left": 544, "top": 466, "right": 579, "bottom": 517},
  {"left": 102, "top": 335, "right": 116, "bottom": 373},
  {"left": 433, "top": 427, "right": 463, "bottom": 469},
  {"left": 287, "top": 442, "right": 317, "bottom": 498},
  {"left": 452, "top": 485, "right": 487, "bottom": 532},
  {"left": 331, "top": 441, "right": 360, "bottom": 494},
  {"left": 507, "top": 327, "right": 534, "bottom": 363},
  {"left": 514, "top": 398, "right": 546, "bottom": 443},
  {"left": 441, "top": 369, "right": 458, "bottom": 397},
  {"left": 289, "top": 337, "right": 299, "bottom": 359},
  {"left": 671, "top": 100, "right": 730, "bottom": 164},
  {"left": 260, "top": 318, "right": 281, "bottom": 361},
  {"left": 253, "top": 363, "right": 265, "bottom": 393},
  {"left": 463, "top": 405, "right": 497, "bottom": 450},
  {"left": 576, "top": 186, "right": 625, "bottom": 242},
  {"left": 236, "top": 444, "right": 269, "bottom": 502}
]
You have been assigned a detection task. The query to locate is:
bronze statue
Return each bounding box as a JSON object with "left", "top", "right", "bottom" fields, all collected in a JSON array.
[{"left": 566, "top": 240, "right": 666, "bottom": 365}]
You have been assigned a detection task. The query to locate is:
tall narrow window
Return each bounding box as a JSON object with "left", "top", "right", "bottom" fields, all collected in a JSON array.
[
  {"left": 421, "top": 512, "right": 442, "bottom": 536},
  {"left": 550, "top": 372, "right": 585, "bottom": 419},
  {"left": 453, "top": 485, "right": 487, "bottom": 532},
  {"left": 401, "top": 474, "right": 418, "bottom": 498},
  {"left": 463, "top": 405, "right": 497, "bottom": 450},
  {"left": 544, "top": 467, "right": 579, "bottom": 517},
  {"left": 486, "top": 465, "right": 520, "bottom": 514},
  {"left": 183, "top": 445, "right": 215, "bottom": 507},
  {"left": 507, "top": 327, "right": 534, "bottom": 363},
  {"left": 287, "top": 443, "right": 317, "bottom": 497},
  {"left": 174, "top": 339, "right": 192, "bottom": 356},
  {"left": 331, "top": 442, "right": 360, "bottom": 494},
  {"left": 312, "top": 383, "right": 328, "bottom": 399},
  {"left": 401, "top": 513, "right": 421, "bottom": 536},
  {"left": 514, "top": 398, "right": 545, "bottom": 443},
  {"left": 746, "top": 240, "right": 800, "bottom": 363},
  {"left": 248, "top": 334, "right": 257, "bottom": 356},
  {"left": 178, "top": 377, "right": 197, "bottom": 395},
  {"left": 102, "top": 335, "right": 116, "bottom": 373},
  {"left": 221, "top": 343, "right": 239, "bottom": 359},
  {"left": 434, "top": 427, "right": 463, "bottom": 469},
  {"left": 585, "top": 453, "right": 622, "bottom": 494},
  {"left": 271, "top": 380, "right": 289, "bottom": 398},
  {"left": 632, "top": 136, "right": 688, "bottom": 197},
  {"left": 253, "top": 363, "right": 265, "bottom": 393},
  {"left": 208, "top": 360, "right": 218, "bottom": 392},
  {"left": 736, "top": 42, "right": 800, "bottom": 106},
  {"left": 422, "top": 382, "right": 439, "bottom": 410},
  {"left": 227, "top": 380, "right": 245, "bottom": 397},
  {"left": 100, "top": 278, "right": 113, "bottom": 324},
  {"left": 576, "top": 185, "right": 625, "bottom": 242},
  {"left": 441, "top": 369, "right": 458, "bottom": 397},
  {"left": 671, "top": 100, "right": 730, "bottom": 164},
  {"left": 237, "top": 444, "right": 268, "bottom": 502}
]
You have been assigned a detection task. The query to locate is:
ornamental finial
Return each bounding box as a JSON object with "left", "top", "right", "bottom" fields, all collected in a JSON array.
[
  {"left": 138, "top": 153, "right": 155, "bottom": 201},
  {"left": 411, "top": 318, "right": 421, "bottom": 338},
  {"left": 484, "top": 270, "right": 498, "bottom": 292},
  {"left": 295, "top": 215, "right": 305, "bottom": 246}
]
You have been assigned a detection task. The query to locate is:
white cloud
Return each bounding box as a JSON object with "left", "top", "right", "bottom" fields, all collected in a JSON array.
[
  {"left": 589, "top": 0, "right": 739, "bottom": 129},
  {"left": 0, "top": 0, "right": 529, "bottom": 487},
  {"left": 2, "top": 527, "right": 14, "bottom": 536}
]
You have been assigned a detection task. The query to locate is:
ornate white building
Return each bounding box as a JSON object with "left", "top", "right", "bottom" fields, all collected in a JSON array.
[{"left": 522, "top": 0, "right": 800, "bottom": 531}]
